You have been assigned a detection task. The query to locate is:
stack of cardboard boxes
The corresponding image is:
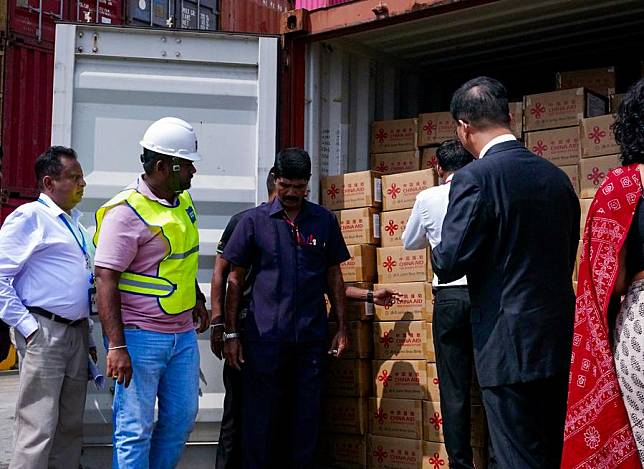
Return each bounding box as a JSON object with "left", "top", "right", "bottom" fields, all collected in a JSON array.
[{"left": 320, "top": 167, "right": 383, "bottom": 468}]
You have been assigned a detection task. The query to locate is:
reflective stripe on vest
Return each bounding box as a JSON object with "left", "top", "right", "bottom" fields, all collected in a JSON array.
[{"left": 94, "top": 188, "right": 199, "bottom": 315}]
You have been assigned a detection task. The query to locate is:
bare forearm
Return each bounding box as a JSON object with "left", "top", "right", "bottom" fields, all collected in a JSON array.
[
  {"left": 327, "top": 266, "right": 347, "bottom": 328},
  {"left": 96, "top": 275, "right": 124, "bottom": 347},
  {"left": 211, "top": 257, "right": 228, "bottom": 323},
  {"left": 224, "top": 280, "right": 243, "bottom": 332},
  {"left": 345, "top": 286, "right": 368, "bottom": 302}
]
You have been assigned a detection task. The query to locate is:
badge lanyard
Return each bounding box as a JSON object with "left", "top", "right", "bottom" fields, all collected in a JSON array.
[{"left": 38, "top": 198, "right": 94, "bottom": 285}]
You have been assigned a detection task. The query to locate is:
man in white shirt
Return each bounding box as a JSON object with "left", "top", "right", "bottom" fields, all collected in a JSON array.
[
  {"left": 0, "top": 146, "right": 92, "bottom": 469},
  {"left": 402, "top": 139, "right": 475, "bottom": 469}
]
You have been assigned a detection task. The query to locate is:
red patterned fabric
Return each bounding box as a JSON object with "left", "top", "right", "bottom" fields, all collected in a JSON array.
[{"left": 562, "top": 164, "right": 642, "bottom": 469}]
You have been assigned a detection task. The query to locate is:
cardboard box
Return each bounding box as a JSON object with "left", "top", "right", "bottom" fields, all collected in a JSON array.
[
  {"left": 524, "top": 88, "right": 607, "bottom": 132},
  {"left": 471, "top": 405, "right": 487, "bottom": 448},
  {"left": 560, "top": 164, "right": 580, "bottom": 196},
  {"left": 326, "top": 359, "right": 372, "bottom": 397},
  {"left": 326, "top": 433, "right": 368, "bottom": 468},
  {"left": 327, "top": 282, "right": 375, "bottom": 322},
  {"left": 368, "top": 435, "right": 424, "bottom": 469},
  {"left": 380, "top": 208, "right": 412, "bottom": 247},
  {"left": 579, "top": 154, "right": 621, "bottom": 198},
  {"left": 422, "top": 401, "right": 445, "bottom": 443},
  {"left": 329, "top": 321, "right": 373, "bottom": 359},
  {"left": 418, "top": 112, "right": 456, "bottom": 147},
  {"left": 374, "top": 321, "right": 434, "bottom": 361},
  {"left": 610, "top": 93, "right": 625, "bottom": 113},
  {"left": 324, "top": 397, "right": 368, "bottom": 435},
  {"left": 371, "top": 151, "right": 421, "bottom": 175},
  {"left": 341, "top": 244, "right": 377, "bottom": 283},
  {"left": 524, "top": 126, "right": 580, "bottom": 166},
  {"left": 557, "top": 67, "right": 616, "bottom": 97},
  {"left": 321, "top": 171, "right": 383, "bottom": 211},
  {"left": 420, "top": 147, "right": 438, "bottom": 171},
  {"left": 426, "top": 363, "right": 441, "bottom": 402},
  {"left": 371, "top": 119, "right": 418, "bottom": 153},
  {"left": 373, "top": 360, "right": 428, "bottom": 400},
  {"left": 580, "top": 114, "right": 618, "bottom": 158},
  {"left": 580, "top": 198, "right": 592, "bottom": 238},
  {"left": 382, "top": 169, "right": 437, "bottom": 212},
  {"left": 336, "top": 208, "right": 381, "bottom": 246},
  {"left": 374, "top": 282, "right": 433, "bottom": 322},
  {"left": 509, "top": 101, "right": 523, "bottom": 138},
  {"left": 422, "top": 442, "right": 450, "bottom": 469},
  {"left": 369, "top": 398, "right": 424, "bottom": 440},
  {"left": 377, "top": 246, "right": 432, "bottom": 283}
]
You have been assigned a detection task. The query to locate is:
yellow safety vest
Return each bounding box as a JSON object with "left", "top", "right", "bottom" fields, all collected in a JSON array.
[{"left": 94, "top": 189, "right": 199, "bottom": 315}]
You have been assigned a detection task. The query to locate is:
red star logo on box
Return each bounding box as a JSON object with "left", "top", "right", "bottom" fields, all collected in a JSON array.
[
  {"left": 374, "top": 407, "right": 387, "bottom": 424},
  {"left": 588, "top": 167, "right": 605, "bottom": 186},
  {"left": 588, "top": 126, "right": 607, "bottom": 144},
  {"left": 430, "top": 411, "right": 443, "bottom": 430},
  {"left": 373, "top": 446, "right": 388, "bottom": 463},
  {"left": 327, "top": 184, "right": 340, "bottom": 200},
  {"left": 530, "top": 103, "right": 546, "bottom": 119},
  {"left": 375, "top": 128, "right": 388, "bottom": 143},
  {"left": 379, "top": 331, "right": 394, "bottom": 349},
  {"left": 387, "top": 183, "right": 401, "bottom": 199},
  {"left": 429, "top": 452, "right": 445, "bottom": 468},
  {"left": 423, "top": 121, "right": 436, "bottom": 136},
  {"left": 384, "top": 220, "right": 399, "bottom": 236},
  {"left": 383, "top": 256, "right": 397, "bottom": 272},
  {"left": 377, "top": 370, "right": 391, "bottom": 387},
  {"left": 532, "top": 140, "right": 548, "bottom": 156},
  {"left": 375, "top": 161, "right": 388, "bottom": 173}
]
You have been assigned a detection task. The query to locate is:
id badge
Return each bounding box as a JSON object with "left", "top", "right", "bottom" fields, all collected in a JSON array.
[{"left": 88, "top": 286, "right": 98, "bottom": 315}]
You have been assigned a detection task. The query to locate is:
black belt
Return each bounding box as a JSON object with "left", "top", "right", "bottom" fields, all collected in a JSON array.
[
  {"left": 433, "top": 285, "right": 469, "bottom": 292},
  {"left": 28, "top": 307, "right": 87, "bottom": 327}
]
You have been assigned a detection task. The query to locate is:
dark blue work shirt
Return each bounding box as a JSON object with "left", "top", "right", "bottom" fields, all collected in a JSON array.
[{"left": 222, "top": 197, "right": 350, "bottom": 342}]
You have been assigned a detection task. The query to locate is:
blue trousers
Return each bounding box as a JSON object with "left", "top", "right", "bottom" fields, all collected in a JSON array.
[
  {"left": 242, "top": 341, "right": 326, "bottom": 469},
  {"left": 112, "top": 329, "right": 199, "bottom": 469}
]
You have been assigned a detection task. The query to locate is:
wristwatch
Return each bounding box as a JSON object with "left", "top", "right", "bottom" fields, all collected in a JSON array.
[{"left": 223, "top": 331, "right": 240, "bottom": 342}]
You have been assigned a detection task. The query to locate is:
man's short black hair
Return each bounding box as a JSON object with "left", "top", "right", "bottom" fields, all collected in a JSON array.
[
  {"left": 34, "top": 146, "right": 78, "bottom": 189},
  {"left": 267, "top": 167, "right": 276, "bottom": 195},
  {"left": 436, "top": 139, "right": 474, "bottom": 172},
  {"left": 140, "top": 148, "right": 171, "bottom": 175},
  {"left": 450, "top": 76, "right": 511, "bottom": 129},
  {"left": 273, "top": 148, "right": 311, "bottom": 181}
]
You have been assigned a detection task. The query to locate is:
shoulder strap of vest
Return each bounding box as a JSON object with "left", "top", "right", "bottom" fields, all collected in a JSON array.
[{"left": 94, "top": 189, "right": 137, "bottom": 246}]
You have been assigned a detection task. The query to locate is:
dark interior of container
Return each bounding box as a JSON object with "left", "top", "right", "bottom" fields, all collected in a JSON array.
[{"left": 337, "top": 0, "right": 644, "bottom": 114}]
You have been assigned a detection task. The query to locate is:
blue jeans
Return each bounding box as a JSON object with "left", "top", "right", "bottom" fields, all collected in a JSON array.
[{"left": 112, "top": 329, "right": 199, "bottom": 469}]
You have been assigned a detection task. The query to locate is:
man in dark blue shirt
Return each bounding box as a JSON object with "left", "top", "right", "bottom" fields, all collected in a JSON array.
[{"left": 223, "top": 148, "right": 351, "bottom": 468}]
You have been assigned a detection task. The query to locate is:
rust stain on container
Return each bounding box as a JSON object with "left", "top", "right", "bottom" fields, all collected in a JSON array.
[{"left": 219, "top": 0, "right": 290, "bottom": 33}]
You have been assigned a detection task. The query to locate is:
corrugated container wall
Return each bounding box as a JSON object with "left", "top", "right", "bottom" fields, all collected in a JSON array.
[
  {"left": 295, "top": 0, "right": 353, "bottom": 10},
  {"left": 2, "top": 41, "right": 54, "bottom": 198},
  {"left": 219, "top": 0, "right": 290, "bottom": 33}
]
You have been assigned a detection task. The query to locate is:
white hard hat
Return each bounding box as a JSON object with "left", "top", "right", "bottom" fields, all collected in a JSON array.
[{"left": 140, "top": 117, "right": 201, "bottom": 162}]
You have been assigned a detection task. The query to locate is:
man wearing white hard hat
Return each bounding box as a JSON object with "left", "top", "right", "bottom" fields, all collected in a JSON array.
[{"left": 94, "top": 117, "right": 210, "bottom": 468}]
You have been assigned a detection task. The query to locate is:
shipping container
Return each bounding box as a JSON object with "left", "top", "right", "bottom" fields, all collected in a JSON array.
[
  {"left": 51, "top": 24, "right": 278, "bottom": 460},
  {"left": 295, "top": 0, "right": 353, "bottom": 10},
  {"left": 0, "top": 194, "right": 37, "bottom": 224},
  {"left": 219, "top": 0, "right": 289, "bottom": 34},
  {"left": 291, "top": 0, "right": 644, "bottom": 201},
  {"left": 70, "top": 0, "right": 124, "bottom": 25},
  {"left": 2, "top": 40, "right": 54, "bottom": 197},
  {"left": 126, "top": 0, "right": 217, "bottom": 30}
]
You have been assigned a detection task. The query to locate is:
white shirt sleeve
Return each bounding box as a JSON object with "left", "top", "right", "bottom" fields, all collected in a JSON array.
[
  {"left": 0, "top": 210, "right": 43, "bottom": 338},
  {"left": 402, "top": 195, "right": 431, "bottom": 250}
]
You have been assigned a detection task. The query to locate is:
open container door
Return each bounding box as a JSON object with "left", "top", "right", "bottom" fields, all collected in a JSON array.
[{"left": 51, "top": 23, "right": 277, "bottom": 463}]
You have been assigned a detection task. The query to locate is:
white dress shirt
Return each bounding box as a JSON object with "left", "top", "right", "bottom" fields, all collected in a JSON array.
[
  {"left": 0, "top": 193, "right": 94, "bottom": 338},
  {"left": 478, "top": 133, "right": 516, "bottom": 159},
  {"left": 402, "top": 174, "right": 467, "bottom": 287}
]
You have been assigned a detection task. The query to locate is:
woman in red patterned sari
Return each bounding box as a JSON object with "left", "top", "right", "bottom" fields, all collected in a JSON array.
[{"left": 562, "top": 79, "right": 644, "bottom": 469}]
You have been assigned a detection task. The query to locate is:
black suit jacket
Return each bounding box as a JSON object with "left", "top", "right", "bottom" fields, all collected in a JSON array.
[{"left": 432, "top": 140, "right": 580, "bottom": 387}]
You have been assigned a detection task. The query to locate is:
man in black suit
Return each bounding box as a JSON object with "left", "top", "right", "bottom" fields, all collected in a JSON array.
[{"left": 432, "top": 77, "right": 579, "bottom": 468}]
